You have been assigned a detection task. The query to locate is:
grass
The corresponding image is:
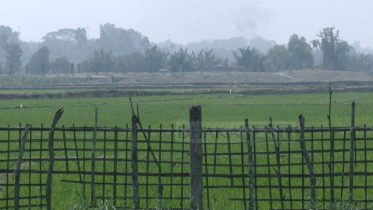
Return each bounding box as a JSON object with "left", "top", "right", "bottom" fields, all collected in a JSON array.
[{"left": 1, "top": 90, "right": 373, "bottom": 209}]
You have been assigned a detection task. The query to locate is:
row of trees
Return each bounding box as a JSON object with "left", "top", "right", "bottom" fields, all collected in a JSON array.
[{"left": 2, "top": 25, "right": 373, "bottom": 74}]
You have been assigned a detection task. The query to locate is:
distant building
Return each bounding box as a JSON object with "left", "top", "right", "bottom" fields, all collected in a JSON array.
[{"left": 212, "top": 62, "right": 243, "bottom": 72}]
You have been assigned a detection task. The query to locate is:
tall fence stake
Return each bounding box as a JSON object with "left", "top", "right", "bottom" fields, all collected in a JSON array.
[
  {"left": 91, "top": 108, "right": 98, "bottom": 207},
  {"left": 269, "top": 117, "right": 285, "bottom": 209},
  {"left": 189, "top": 105, "right": 203, "bottom": 210},
  {"left": 245, "top": 119, "right": 254, "bottom": 210},
  {"left": 46, "top": 108, "right": 64, "bottom": 210},
  {"left": 349, "top": 102, "right": 355, "bottom": 203},
  {"left": 299, "top": 115, "right": 316, "bottom": 209},
  {"left": 14, "top": 125, "right": 30, "bottom": 210},
  {"left": 131, "top": 114, "right": 140, "bottom": 209}
]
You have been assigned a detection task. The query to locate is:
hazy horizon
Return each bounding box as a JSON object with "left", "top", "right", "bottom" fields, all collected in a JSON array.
[{"left": 2, "top": 0, "right": 373, "bottom": 49}]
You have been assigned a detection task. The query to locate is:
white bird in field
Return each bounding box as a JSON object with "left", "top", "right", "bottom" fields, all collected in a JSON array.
[
  {"left": 19, "top": 104, "right": 23, "bottom": 109},
  {"left": 229, "top": 90, "right": 232, "bottom": 94}
]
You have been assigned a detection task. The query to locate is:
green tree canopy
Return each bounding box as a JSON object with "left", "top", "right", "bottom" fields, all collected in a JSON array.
[
  {"left": 168, "top": 48, "right": 194, "bottom": 72},
  {"left": 51, "top": 57, "right": 70, "bottom": 73},
  {"left": 145, "top": 45, "right": 168, "bottom": 72},
  {"left": 4, "top": 42, "right": 23, "bottom": 74},
  {"left": 232, "top": 46, "right": 264, "bottom": 72},
  {"left": 191, "top": 49, "right": 224, "bottom": 72},
  {"left": 287, "top": 34, "right": 313, "bottom": 69},
  {"left": 312, "top": 27, "right": 351, "bottom": 70},
  {"left": 267, "top": 45, "right": 290, "bottom": 71},
  {"left": 27, "top": 47, "right": 50, "bottom": 74}
]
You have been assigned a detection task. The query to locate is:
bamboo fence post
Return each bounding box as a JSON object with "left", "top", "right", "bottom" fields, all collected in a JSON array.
[
  {"left": 91, "top": 108, "right": 98, "bottom": 207},
  {"left": 131, "top": 114, "right": 140, "bottom": 209},
  {"left": 269, "top": 117, "right": 284, "bottom": 209},
  {"left": 46, "top": 108, "right": 64, "bottom": 210},
  {"left": 245, "top": 119, "right": 254, "bottom": 210},
  {"left": 327, "top": 87, "right": 335, "bottom": 205},
  {"left": 14, "top": 125, "right": 30, "bottom": 210},
  {"left": 349, "top": 102, "right": 355, "bottom": 203},
  {"left": 189, "top": 105, "right": 203, "bottom": 210},
  {"left": 299, "top": 115, "right": 316, "bottom": 209}
]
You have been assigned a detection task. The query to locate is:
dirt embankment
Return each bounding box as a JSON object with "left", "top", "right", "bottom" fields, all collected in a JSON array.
[
  {"left": 1, "top": 70, "right": 373, "bottom": 99},
  {"left": 1, "top": 85, "right": 373, "bottom": 100}
]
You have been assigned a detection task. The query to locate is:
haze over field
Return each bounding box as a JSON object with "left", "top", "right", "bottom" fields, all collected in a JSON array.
[
  {"left": 2, "top": 0, "right": 373, "bottom": 49},
  {"left": 1, "top": 0, "right": 373, "bottom": 76}
]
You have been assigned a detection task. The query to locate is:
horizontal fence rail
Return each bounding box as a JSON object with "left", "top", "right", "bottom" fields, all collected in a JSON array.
[{"left": 1, "top": 103, "right": 373, "bottom": 209}]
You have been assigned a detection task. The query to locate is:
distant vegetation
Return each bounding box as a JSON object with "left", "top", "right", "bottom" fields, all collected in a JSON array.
[{"left": 1, "top": 24, "right": 373, "bottom": 75}]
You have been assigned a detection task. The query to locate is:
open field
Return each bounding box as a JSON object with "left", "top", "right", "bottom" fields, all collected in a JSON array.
[
  {"left": 0, "top": 90, "right": 371, "bottom": 127},
  {"left": 1, "top": 88, "right": 373, "bottom": 209}
]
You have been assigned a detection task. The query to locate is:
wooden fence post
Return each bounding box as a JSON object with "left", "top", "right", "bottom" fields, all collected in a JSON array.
[
  {"left": 91, "top": 108, "right": 98, "bottom": 207},
  {"left": 131, "top": 115, "right": 140, "bottom": 209},
  {"left": 14, "top": 125, "right": 30, "bottom": 210},
  {"left": 189, "top": 105, "right": 203, "bottom": 210},
  {"left": 245, "top": 119, "right": 254, "bottom": 210},
  {"left": 299, "top": 115, "right": 316, "bottom": 209},
  {"left": 349, "top": 102, "right": 355, "bottom": 203},
  {"left": 46, "top": 108, "right": 64, "bottom": 210}
]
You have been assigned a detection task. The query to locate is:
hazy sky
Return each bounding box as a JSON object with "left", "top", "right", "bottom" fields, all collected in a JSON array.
[{"left": 2, "top": 0, "right": 373, "bottom": 48}]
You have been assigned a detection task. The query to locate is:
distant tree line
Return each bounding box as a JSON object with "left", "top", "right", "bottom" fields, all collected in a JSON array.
[{"left": 1, "top": 24, "right": 373, "bottom": 74}]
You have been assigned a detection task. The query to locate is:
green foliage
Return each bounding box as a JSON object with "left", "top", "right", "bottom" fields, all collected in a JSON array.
[
  {"left": 51, "top": 57, "right": 71, "bottom": 74},
  {"left": 27, "top": 47, "right": 51, "bottom": 74},
  {"left": 3, "top": 42, "right": 23, "bottom": 74},
  {"left": 75, "top": 28, "right": 88, "bottom": 45},
  {"left": 145, "top": 45, "right": 168, "bottom": 72},
  {"left": 312, "top": 27, "right": 352, "bottom": 70},
  {"left": 0, "top": 29, "right": 23, "bottom": 74},
  {"left": 120, "top": 51, "right": 146, "bottom": 72},
  {"left": 267, "top": 44, "right": 290, "bottom": 71},
  {"left": 190, "top": 49, "right": 224, "bottom": 72},
  {"left": 348, "top": 52, "right": 373, "bottom": 72},
  {"left": 232, "top": 46, "right": 264, "bottom": 72},
  {"left": 0, "top": 25, "right": 19, "bottom": 43},
  {"left": 168, "top": 48, "right": 194, "bottom": 72},
  {"left": 287, "top": 34, "right": 314, "bottom": 69},
  {"left": 81, "top": 48, "right": 115, "bottom": 73}
]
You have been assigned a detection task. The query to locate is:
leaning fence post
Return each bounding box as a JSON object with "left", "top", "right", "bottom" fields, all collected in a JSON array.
[
  {"left": 46, "top": 108, "right": 64, "bottom": 210},
  {"left": 189, "top": 105, "right": 203, "bottom": 210},
  {"left": 349, "top": 102, "right": 355, "bottom": 203},
  {"left": 14, "top": 125, "right": 30, "bottom": 210},
  {"left": 131, "top": 115, "right": 140, "bottom": 209},
  {"left": 299, "top": 115, "right": 316, "bottom": 209}
]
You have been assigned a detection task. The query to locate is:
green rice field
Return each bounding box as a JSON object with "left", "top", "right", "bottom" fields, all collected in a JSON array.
[{"left": 1, "top": 90, "right": 373, "bottom": 209}]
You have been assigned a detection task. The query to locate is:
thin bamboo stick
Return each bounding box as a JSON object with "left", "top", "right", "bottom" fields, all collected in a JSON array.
[
  {"left": 14, "top": 125, "right": 30, "bottom": 210},
  {"left": 46, "top": 108, "right": 64, "bottom": 210}
]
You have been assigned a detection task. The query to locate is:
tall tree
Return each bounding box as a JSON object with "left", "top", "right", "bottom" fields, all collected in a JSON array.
[
  {"left": 121, "top": 51, "right": 146, "bottom": 72},
  {"left": 144, "top": 45, "right": 168, "bottom": 72},
  {"left": 75, "top": 28, "right": 88, "bottom": 45},
  {"left": 232, "top": 46, "right": 264, "bottom": 72},
  {"left": 0, "top": 33, "right": 23, "bottom": 74},
  {"left": 51, "top": 57, "right": 70, "bottom": 73},
  {"left": 267, "top": 44, "right": 290, "bottom": 71},
  {"left": 0, "top": 25, "right": 19, "bottom": 43},
  {"left": 27, "top": 47, "right": 50, "bottom": 74},
  {"left": 4, "top": 42, "right": 23, "bottom": 74},
  {"left": 191, "top": 49, "right": 223, "bottom": 72},
  {"left": 81, "top": 48, "right": 115, "bottom": 73},
  {"left": 287, "top": 34, "right": 313, "bottom": 69},
  {"left": 312, "top": 27, "right": 351, "bottom": 70},
  {"left": 168, "top": 48, "right": 193, "bottom": 72}
]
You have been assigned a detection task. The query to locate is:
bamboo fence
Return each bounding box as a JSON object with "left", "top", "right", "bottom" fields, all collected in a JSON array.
[{"left": 0, "top": 104, "right": 373, "bottom": 209}]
